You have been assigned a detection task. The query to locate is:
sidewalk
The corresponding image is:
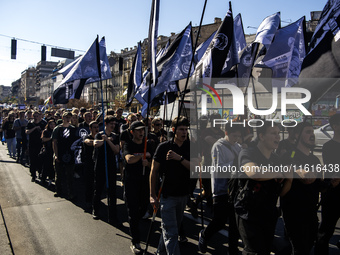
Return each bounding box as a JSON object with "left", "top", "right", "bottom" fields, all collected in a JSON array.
[{"left": 0, "top": 205, "right": 13, "bottom": 255}]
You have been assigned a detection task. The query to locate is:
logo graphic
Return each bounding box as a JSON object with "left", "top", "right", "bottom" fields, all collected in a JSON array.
[
  {"left": 199, "top": 83, "right": 222, "bottom": 106},
  {"left": 213, "top": 33, "right": 229, "bottom": 50}
]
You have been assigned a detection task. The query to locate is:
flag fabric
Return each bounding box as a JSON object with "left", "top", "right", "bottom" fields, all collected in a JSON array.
[
  {"left": 192, "top": 7, "right": 234, "bottom": 86},
  {"left": 194, "top": 31, "right": 216, "bottom": 64},
  {"left": 126, "top": 42, "right": 142, "bottom": 107},
  {"left": 142, "top": 23, "right": 193, "bottom": 102},
  {"left": 44, "top": 96, "right": 52, "bottom": 106},
  {"left": 236, "top": 12, "right": 281, "bottom": 87},
  {"left": 58, "top": 58, "right": 81, "bottom": 78},
  {"left": 298, "top": 0, "right": 340, "bottom": 106},
  {"left": 221, "top": 13, "right": 247, "bottom": 75},
  {"left": 53, "top": 37, "right": 111, "bottom": 104},
  {"left": 255, "top": 17, "right": 306, "bottom": 88},
  {"left": 148, "top": 0, "right": 160, "bottom": 87},
  {"left": 254, "top": 12, "right": 281, "bottom": 50}
]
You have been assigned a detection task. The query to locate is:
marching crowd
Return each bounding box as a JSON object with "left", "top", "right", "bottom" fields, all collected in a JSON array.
[{"left": 0, "top": 106, "right": 340, "bottom": 255}]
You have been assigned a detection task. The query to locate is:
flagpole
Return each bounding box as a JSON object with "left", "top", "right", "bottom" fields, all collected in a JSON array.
[
  {"left": 178, "top": 0, "right": 208, "bottom": 118},
  {"left": 96, "top": 35, "right": 111, "bottom": 223}
]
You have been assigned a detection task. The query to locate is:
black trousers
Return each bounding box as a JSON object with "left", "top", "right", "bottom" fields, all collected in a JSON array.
[
  {"left": 124, "top": 176, "right": 149, "bottom": 244},
  {"left": 93, "top": 164, "right": 117, "bottom": 221},
  {"left": 203, "top": 194, "right": 239, "bottom": 254},
  {"left": 282, "top": 210, "right": 318, "bottom": 255},
  {"left": 29, "top": 147, "right": 42, "bottom": 178},
  {"left": 315, "top": 200, "right": 340, "bottom": 255},
  {"left": 84, "top": 161, "right": 95, "bottom": 204},
  {"left": 236, "top": 212, "right": 278, "bottom": 255}
]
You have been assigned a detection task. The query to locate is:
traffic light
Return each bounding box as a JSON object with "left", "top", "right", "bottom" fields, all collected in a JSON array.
[
  {"left": 41, "top": 45, "right": 46, "bottom": 61},
  {"left": 11, "top": 39, "right": 17, "bottom": 59}
]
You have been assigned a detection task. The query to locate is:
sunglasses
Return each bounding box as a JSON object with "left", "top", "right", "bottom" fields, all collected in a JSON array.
[{"left": 154, "top": 123, "right": 162, "bottom": 126}]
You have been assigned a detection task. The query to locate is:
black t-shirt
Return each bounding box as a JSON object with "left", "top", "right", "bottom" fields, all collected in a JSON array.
[
  {"left": 123, "top": 139, "right": 153, "bottom": 180},
  {"left": 153, "top": 139, "right": 191, "bottom": 196},
  {"left": 114, "top": 117, "right": 126, "bottom": 134},
  {"left": 94, "top": 131, "right": 119, "bottom": 170},
  {"left": 78, "top": 122, "right": 90, "bottom": 138},
  {"left": 83, "top": 134, "right": 95, "bottom": 164},
  {"left": 280, "top": 149, "right": 321, "bottom": 215},
  {"left": 322, "top": 139, "right": 340, "bottom": 205},
  {"left": 26, "top": 121, "right": 45, "bottom": 150},
  {"left": 120, "top": 129, "right": 132, "bottom": 143},
  {"left": 42, "top": 129, "right": 53, "bottom": 154},
  {"left": 276, "top": 138, "right": 295, "bottom": 156},
  {"left": 51, "top": 124, "right": 78, "bottom": 164},
  {"left": 235, "top": 146, "right": 282, "bottom": 222},
  {"left": 3, "top": 121, "right": 15, "bottom": 139}
]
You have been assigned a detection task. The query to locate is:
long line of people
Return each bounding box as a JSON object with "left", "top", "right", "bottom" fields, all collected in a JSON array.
[{"left": 1, "top": 107, "right": 340, "bottom": 255}]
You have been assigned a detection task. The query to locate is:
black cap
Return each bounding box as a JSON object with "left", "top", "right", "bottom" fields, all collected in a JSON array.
[{"left": 130, "top": 121, "right": 145, "bottom": 130}]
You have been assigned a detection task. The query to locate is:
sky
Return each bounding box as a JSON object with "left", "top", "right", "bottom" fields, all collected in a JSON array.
[{"left": 0, "top": 0, "right": 326, "bottom": 88}]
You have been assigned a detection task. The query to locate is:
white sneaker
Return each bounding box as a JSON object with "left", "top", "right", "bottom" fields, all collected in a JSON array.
[{"left": 130, "top": 242, "right": 142, "bottom": 254}]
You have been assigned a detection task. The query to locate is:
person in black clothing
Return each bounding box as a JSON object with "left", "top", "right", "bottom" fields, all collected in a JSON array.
[
  {"left": 83, "top": 121, "right": 99, "bottom": 208},
  {"left": 93, "top": 115, "right": 121, "bottom": 226},
  {"left": 276, "top": 121, "right": 296, "bottom": 157},
  {"left": 280, "top": 122, "right": 321, "bottom": 255},
  {"left": 151, "top": 118, "right": 167, "bottom": 143},
  {"left": 26, "top": 111, "right": 47, "bottom": 182},
  {"left": 315, "top": 114, "right": 340, "bottom": 255},
  {"left": 114, "top": 108, "right": 126, "bottom": 135},
  {"left": 119, "top": 113, "right": 137, "bottom": 184},
  {"left": 123, "top": 121, "right": 153, "bottom": 254},
  {"left": 52, "top": 111, "right": 78, "bottom": 199},
  {"left": 235, "top": 121, "right": 291, "bottom": 255},
  {"left": 3, "top": 113, "right": 16, "bottom": 158},
  {"left": 78, "top": 111, "right": 92, "bottom": 138},
  {"left": 150, "top": 116, "right": 199, "bottom": 255},
  {"left": 41, "top": 119, "right": 56, "bottom": 187}
]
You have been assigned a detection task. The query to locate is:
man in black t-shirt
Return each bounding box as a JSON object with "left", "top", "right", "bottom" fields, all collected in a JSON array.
[
  {"left": 52, "top": 111, "right": 78, "bottom": 199},
  {"left": 113, "top": 108, "right": 126, "bottom": 135},
  {"left": 280, "top": 122, "right": 321, "bottom": 255},
  {"left": 123, "top": 121, "right": 153, "bottom": 254},
  {"left": 83, "top": 121, "right": 99, "bottom": 208},
  {"left": 26, "top": 111, "right": 46, "bottom": 182},
  {"left": 315, "top": 114, "right": 340, "bottom": 255},
  {"left": 78, "top": 111, "right": 92, "bottom": 138},
  {"left": 93, "top": 115, "right": 120, "bottom": 226},
  {"left": 150, "top": 116, "right": 198, "bottom": 255},
  {"left": 235, "top": 121, "right": 290, "bottom": 255}
]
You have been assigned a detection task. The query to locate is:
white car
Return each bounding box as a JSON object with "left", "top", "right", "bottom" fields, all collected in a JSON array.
[{"left": 314, "top": 124, "right": 334, "bottom": 148}]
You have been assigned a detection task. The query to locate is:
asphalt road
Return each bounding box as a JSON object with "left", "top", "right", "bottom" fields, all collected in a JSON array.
[{"left": 0, "top": 143, "right": 339, "bottom": 255}]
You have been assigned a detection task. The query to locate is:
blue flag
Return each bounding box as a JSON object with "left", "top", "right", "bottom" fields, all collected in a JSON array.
[
  {"left": 54, "top": 37, "right": 111, "bottom": 104},
  {"left": 236, "top": 12, "right": 281, "bottom": 87},
  {"left": 298, "top": 0, "right": 340, "bottom": 106},
  {"left": 192, "top": 6, "right": 234, "bottom": 85},
  {"left": 126, "top": 42, "right": 142, "bottom": 107},
  {"left": 221, "top": 13, "right": 247, "bottom": 75},
  {"left": 143, "top": 23, "right": 193, "bottom": 102},
  {"left": 194, "top": 31, "right": 216, "bottom": 64},
  {"left": 254, "top": 12, "right": 281, "bottom": 50},
  {"left": 256, "top": 17, "right": 306, "bottom": 89}
]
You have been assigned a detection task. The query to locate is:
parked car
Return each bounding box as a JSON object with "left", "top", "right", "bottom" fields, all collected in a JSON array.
[
  {"left": 314, "top": 124, "right": 334, "bottom": 148},
  {"left": 122, "top": 111, "right": 129, "bottom": 119}
]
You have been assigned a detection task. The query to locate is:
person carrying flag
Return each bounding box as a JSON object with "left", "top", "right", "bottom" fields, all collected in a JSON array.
[{"left": 123, "top": 121, "right": 153, "bottom": 254}]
